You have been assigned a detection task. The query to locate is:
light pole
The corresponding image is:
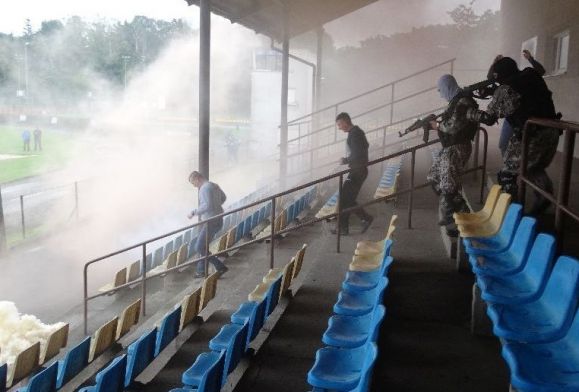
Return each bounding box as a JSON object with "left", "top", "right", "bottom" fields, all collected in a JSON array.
[{"left": 122, "top": 55, "right": 131, "bottom": 90}]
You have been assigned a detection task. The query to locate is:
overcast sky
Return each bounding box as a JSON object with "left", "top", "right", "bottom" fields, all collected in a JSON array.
[{"left": 1, "top": 0, "right": 500, "bottom": 47}]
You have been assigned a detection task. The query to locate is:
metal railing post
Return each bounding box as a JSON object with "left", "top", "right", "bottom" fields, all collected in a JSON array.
[
  {"left": 20, "top": 195, "right": 25, "bottom": 239},
  {"left": 83, "top": 265, "right": 88, "bottom": 335},
  {"left": 555, "top": 129, "right": 575, "bottom": 246},
  {"left": 390, "top": 84, "right": 395, "bottom": 124},
  {"left": 204, "top": 221, "right": 209, "bottom": 278},
  {"left": 473, "top": 130, "right": 480, "bottom": 176},
  {"left": 408, "top": 150, "right": 416, "bottom": 229},
  {"left": 269, "top": 198, "right": 276, "bottom": 269},
  {"left": 334, "top": 105, "right": 338, "bottom": 141},
  {"left": 337, "top": 174, "right": 343, "bottom": 253},
  {"left": 480, "top": 128, "right": 489, "bottom": 203},
  {"left": 141, "top": 243, "right": 147, "bottom": 317}
]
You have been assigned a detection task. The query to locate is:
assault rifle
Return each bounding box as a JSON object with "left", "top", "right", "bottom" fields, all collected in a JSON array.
[{"left": 398, "top": 78, "right": 499, "bottom": 142}]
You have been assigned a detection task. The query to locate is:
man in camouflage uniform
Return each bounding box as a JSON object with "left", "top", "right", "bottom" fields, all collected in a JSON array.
[
  {"left": 427, "top": 74, "right": 480, "bottom": 236},
  {"left": 467, "top": 57, "right": 559, "bottom": 215}
]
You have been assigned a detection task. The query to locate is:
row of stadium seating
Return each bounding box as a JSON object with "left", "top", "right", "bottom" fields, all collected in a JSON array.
[
  {"left": 456, "top": 186, "right": 579, "bottom": 392},
  {"left": 169, "top": 245, "right": 307, "bottom": 392},
  {"left": 306, "top": 216, "right": 396, "bottom": 392},
  {"left": 98, "top": 186, "right": 316, "bottom": 293},
  {"left": 4, "top": 272, "right": 221, "bottom": 391}
]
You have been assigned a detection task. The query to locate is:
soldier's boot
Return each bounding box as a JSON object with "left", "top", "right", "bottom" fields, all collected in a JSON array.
[{"left": 498, "top": 170, "right": 519, "bottom": 200}]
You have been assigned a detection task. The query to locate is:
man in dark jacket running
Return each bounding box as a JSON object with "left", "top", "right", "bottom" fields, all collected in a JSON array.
[{"left": 332, "top": 112, "right": 374, "bottom": 235}]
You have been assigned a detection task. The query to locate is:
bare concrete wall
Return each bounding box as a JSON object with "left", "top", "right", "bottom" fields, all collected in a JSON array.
[{"left": 500, "top": 0, "right": 579, "bottom": 156}]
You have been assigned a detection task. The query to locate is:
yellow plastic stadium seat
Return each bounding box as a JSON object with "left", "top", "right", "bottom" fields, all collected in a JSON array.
[
  {"left": 8, "top": 342, "right": 40, "bottom": 387},
  {"left": 453, "top": 184, "right": 501, "bottom": 225},
  {"left": 180, "top": 288, "right": 201, "bottom": 331},
  {"left": 41, "top": 323, "right": 69, "bottom": 364},
  {"left": 279, "top": 258, "right": 296, "bottom": 299},
  {"left": 226, "top": 227, "right": 237, "bottom": 249},
  {"left": 116, "top": 299, "right": 141, "bottom": 340},
  {"left": 176, "top": 244, "right": 188, "bottom": 266},
  {"left": 248, "top": 281, "right": 270, "bottom": 302},
  {"left": 458, "top": 193, "right": 511, "bottom": 238},
  {"left": 200, "top": 272, "right": 219, "bottom": 310},
  {"left": 98, "top": 267, "right": 127, "bottom": 293},
  {"left": 127, "top": 261, "right": 142, "bottom": 282},
  {"left": 292, "top": 244, "right": 308, "bottom": 279},
  {"left": 89, "top": 317, "right": 119, "bottom": 362},
  {"left": 263, "top": 268, "right": 283, "bottom": 284},
  {"left": 165, "top": 251, "right": 178, "bottom": 270},
  {"left": 355, "top": 215, "right": 397, "bottom": 256}
]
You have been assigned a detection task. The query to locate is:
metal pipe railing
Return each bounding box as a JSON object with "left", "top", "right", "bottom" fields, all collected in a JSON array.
[
  {"left": 82, "top": 127, "right": 488, "bottom": 334},
  {"left": 518, "top": 118, "right": 579, "bottom": 249}
]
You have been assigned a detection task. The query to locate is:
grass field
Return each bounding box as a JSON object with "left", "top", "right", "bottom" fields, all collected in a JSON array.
[{"left": 0, "top": 126, "right": 77, "bottom": 184}]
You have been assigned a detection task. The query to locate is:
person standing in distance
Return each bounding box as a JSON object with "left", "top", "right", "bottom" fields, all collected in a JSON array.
[
  {"left": 333, "top": 112, "right": 374, "bottom": 235},
  {"left": 188, "top": 171, "right": 229, "bottom": 278}
]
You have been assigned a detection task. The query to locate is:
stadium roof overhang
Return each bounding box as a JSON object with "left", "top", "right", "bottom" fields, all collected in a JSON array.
[{"left": 184, "top": 0, "right": 378, "bottom": 40}]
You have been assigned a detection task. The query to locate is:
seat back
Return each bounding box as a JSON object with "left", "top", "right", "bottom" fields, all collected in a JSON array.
[
  {"left": 264, "top": 276, "right": 283, "bottom": 318},
  {"left": 487, "top": 193, "right": 511, "bottom": 233},
  {"left": 90, "top": 317, "right": 118, "bottom": 362},
  {"left": 200, "top": 272, "right": 219, "bottom": 310},
  {"left": 507, "top": 216, "right": 536, "bottom": 264},
  {"left": 155, "top": 306, "right": 182, "bottom": 356},
  {"left": 251, "top": 211, "right": 260, "bottom": 229},
  {"left": 20, "top": 361, "right": 58, "bottom": 392},
  {"left": 524, "top": 234, "right": 556, "bottom": 290},
  {"left": 226, "top": 227, "right": 237, "bottom": 248},
  {"left": 354, "top": 343, "right": 379, "bottom": 392},
  {"left": 163, "top": 242, "right": 174, "bottom": 259},
  {"left": 235, "top": 221, "right": 244, "bottom": 243},
  {"left": 113, "top": 268, "right": 127, "bottom": 288},
  {"left": 9, "top": 342, "right": 40, "bottom": 387},
  {"left": 93, "top": 355, "right": 126, "bottom": 392},
  {"left": 482, "top": 184, "right": 501, "bottom": 216},
  {"left": 222, "top": 323, "right": 249, "bottom": 384},
  {"left": 180, "top": 288, "right": 201, "bottom": 331},
  {"left": 125, "top": 328, "right": 157, "bottom": 387},
  {"left": 184, "top": 229, "right": 192, "bottom": 244},
  {"left": 165, "top": 251, "right": 178, "bottom": 270},
  {"left": 56, "top": 336, "right": 91, "bottom": 389},
  {"left": 541, "top": 256, "right": 579, "bottom": 332},
  {"left": 174, "top": 235, "right": 183, "bottom": 250},
  {"left": 243, "top": 216, "right": 252, "bottom": 236},
  {"left": 116, "top": 299, "right": 141, "bottom": 340},
  {"left": 495, "top": 203, "right": 523, "bottom": 246},
  {"left": 292, "top": 244, "right": 308, "bottom": 279},
  {"left": 145, "top": 253, "right": 153, "bottom": 272},
  {"left": 383, "top": 240, "right": 393, "bottom": 257},
  {"left": 176, "top": 244, "right": 189, "bottom": 266},
  {"left": 41, "top": 323, "right": 69, "bottom": 364},
  {"left": 198, "top": 350, "right": 226, "bottom": 392},
  {"left": 127, "top": 261, "right": 141, "bottom": 282},
  {"left": 153, "top": 248, "right": 164, "bottom": 268},
  {"left": 279, "top": 258, "right": 296, "bottom": 300},
  {"left": 248, "top": 300, "right": 267, "bottom": 343}
]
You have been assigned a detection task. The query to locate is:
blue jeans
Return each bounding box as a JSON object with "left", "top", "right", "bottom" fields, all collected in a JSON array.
[
  {"left": 195, "top": 218, "right": 226, "bottom": 274},
  {"left": 499, "top": 120, "right": 514, "bottom": 157}
]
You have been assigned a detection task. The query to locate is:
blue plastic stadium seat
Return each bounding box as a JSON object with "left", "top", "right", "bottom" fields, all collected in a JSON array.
[
  {"left": 230, "top": 300, "right": 267, "bottom": 346},
  {"left": 235, "top": 222, "right": 244, "bottom": 243},
  {"left": 501, "top": 308, "right": 579, "bottom": 392},
  {"left": 56, "top": 336, "right": 91, "bottom": 389},
  {"left": 0, "top": 363, "right": 6, "bottom": 392},
  {"left": 78, "top": 355, "right": 127, "bottom": 392},
  {"left": 208, "top": 323, "right": 249, "bottom": 386},
  {"left": 323, "top": 305, "right": 386, "bottom": 349},
  {"left": 164, "top": 242, "right": 174, "bottom": 259},
  {"left": 184, "top": 230, "right": 192, "bottom": 244},
  {"left": 487, "top": 256, "right": 579, "bottom": 343},
  {"left": 477, "top": 234, "right": 556, "bottom": 305},
  {"left": 264, "top": 276, "right": 283, "bottom": 319},
  {"left": 307, "top": 342, "right": 378, "bottom": 391},
  {"left": 174, "top": 235, "right": 183, "bottom": 250},
  {"left": 463, "top": 203, "right": 522, "bottom": 255},
  {"left": 470, "top": 217, "right": 536, "bottom": 277},
  {"left": 153, "top": 248, "right": 164, "bottom": 268},
  {"left": 251, "top": 211, "right": 259, "bottom": 230},
  {"left": 181, "top": 350, "right": 225, "bottom": 392},
  {"left": 125, "top": 328, "right": 157, "bottom": 387},
  {"left": 334, "top": 278, "right": 388, "bottom": 317},
  {"left": 223, "top": 215, "right": 231, "bottom": 230},
  {"left": 343, "top": 257, "right": 393, "bottom": 292},
  {"left": 16, "top": 361, "right": 58, "bottom": 392},
  {"left": 155, "top": 307, "right": 182, "bottom": 356},
  {"left": 243, "top": 217, "right": 252, "bottom": 237}
]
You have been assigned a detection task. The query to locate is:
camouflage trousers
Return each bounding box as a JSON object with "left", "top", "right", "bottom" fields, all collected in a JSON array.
[
  {"left": 498, "top": 128, "right": 560, "bottom": 200},
  {"left": 427, "top": 143, "right": 472, "bottom": 223}
]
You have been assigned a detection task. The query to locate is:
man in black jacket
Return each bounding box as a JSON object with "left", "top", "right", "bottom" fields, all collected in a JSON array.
[{"left": 332, "top": 112, "right": 373, "bottom": 235}]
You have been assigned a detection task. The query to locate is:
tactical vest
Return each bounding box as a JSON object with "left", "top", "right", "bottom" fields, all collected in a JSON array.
[{"left": 438, "top": 93, "right": 479, "bottom": 148}]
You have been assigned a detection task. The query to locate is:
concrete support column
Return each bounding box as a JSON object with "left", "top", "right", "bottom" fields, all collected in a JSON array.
[
  {"left": 199, "top": 0, "right": 211, "bottom": 178},
  {"left": 279, "top": 13, "right": 290, "bottom": 186},
  {"left": 315, "top": 27, "right": 324, "bottom": 112}
]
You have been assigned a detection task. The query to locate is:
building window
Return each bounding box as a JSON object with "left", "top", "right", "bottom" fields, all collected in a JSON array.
[
  {"left": 554, "top": 31, "right": 570, "bottom": 74},
  {"left": 254, "top": 49, "right": 282, "bottom": 72}
]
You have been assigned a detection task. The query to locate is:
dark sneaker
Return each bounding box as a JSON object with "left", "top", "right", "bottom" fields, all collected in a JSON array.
[
  {"left": 360, "top": 216, "right": 374, "bottom": 233},
  {"left": 438, "top": 216, "right": 454, "bottom": 226},
  {"left": 216, "top": 266, "right": 229, "bottom": 277},
  {"left": 446, "top": 227, "right": 459, "bottom": 237}
]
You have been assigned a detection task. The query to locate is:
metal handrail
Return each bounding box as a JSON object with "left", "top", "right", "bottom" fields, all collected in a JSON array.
[
  {"left": 519, "top": 118, "right": 579, "bottom": 249},
  {"left": 287, "top": 58, "right": 455, "bottom": 126},
  {"left": 83, "top": 127, "right": 488, "bottom": 334}
]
